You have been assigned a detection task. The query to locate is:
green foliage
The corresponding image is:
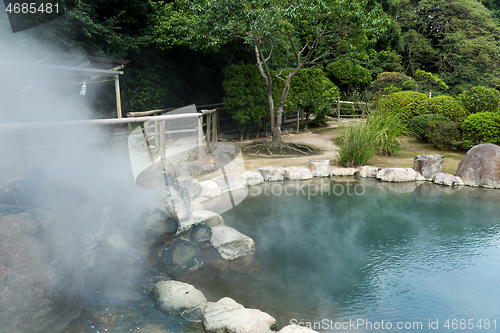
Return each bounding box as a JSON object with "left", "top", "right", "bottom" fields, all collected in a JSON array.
[
  {"left": 461, "top": 112, "right": 500, "bottom": 146},
  {"left": 377, "top": 91, "right": 428, "bottom": 122},
  {"left": 427, "top": 121, "right": 462, "bottom": 150},
  {"left": 367, "top": 108, "right": 407, "bottom": 155},
  {"left": 223, "top": 64, "right": 268, "bottom": 128},
  {"left": 363, "top": 49, "right": 404, "bottom": 79},
  {"left": 397, "top": 0, "right": 500, "bottom": 94},
  {"left": 415, "top": 96, "right": 468, "bottom": 123},
  {"left": 326, "top": 60, "right": 371, "bottom": 87},
  {"left": 412, "top": 70, "right": 448, "bottom": 92},
  {"left": 458, "top": 85, "right": 500, "bottom": 114},
  {"left": 337, "top": 123, "right": 376, "bottom": 167},
  {"left": 409, "top": 114, "right": 450, "bottom": 141},
  {"left": 370, "top": 72, "right": 416, "bottom": 94}
]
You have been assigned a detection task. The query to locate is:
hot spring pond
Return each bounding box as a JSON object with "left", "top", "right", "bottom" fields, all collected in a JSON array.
[{"left": 185, "top": 178, "right": 500, "bottom": 332}]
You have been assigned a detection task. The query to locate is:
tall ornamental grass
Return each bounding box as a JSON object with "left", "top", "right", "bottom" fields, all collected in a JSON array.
[
  {"left": 367, "top": 108, "right": 408, "bottom": 155},
  {"left": 337, "top": 122, "right": 376, "bottom": 167}
]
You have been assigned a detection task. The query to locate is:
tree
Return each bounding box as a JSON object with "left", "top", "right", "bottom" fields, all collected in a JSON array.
[
  {"left": 283, "top": 68, "right": 339, "bottom": 129},
  {"left": 179, "top": 0, "right": 386, "bottom": 147},
  {"left": 223, "top": 64, "right": 268, "bottom": 140},
  {"left": 397, "top": 0, "right": 500, "bottom": 93}
]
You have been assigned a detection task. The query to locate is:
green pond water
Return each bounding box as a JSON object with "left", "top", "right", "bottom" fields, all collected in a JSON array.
[{"left": 187, "top": 178, "right": 500, "bottom": 332}]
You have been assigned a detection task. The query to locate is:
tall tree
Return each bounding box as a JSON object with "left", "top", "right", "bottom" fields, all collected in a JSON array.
[
  {"left": 172, "top": 0, "right": 387, "bottom": 147},
  {"left": 397, "top": 0, "right": 500, "bottom": 92}
]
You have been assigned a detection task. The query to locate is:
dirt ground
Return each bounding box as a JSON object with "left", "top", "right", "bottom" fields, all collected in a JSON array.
[{"left": 236, "top": 119, "right": 466, "bottom": 175}]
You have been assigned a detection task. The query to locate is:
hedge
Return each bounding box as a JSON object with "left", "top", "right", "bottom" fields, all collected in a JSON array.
[
  {"left": 409, "top": 114, "right": 450, "bottom": 141},
  {"left": 461, "top": 112, "right": 500, "bottom": 146},
  {"left": 377, "top": 91, "right": 428, "bottom": 122},
  {"left": 458, "top": 86, "right": 500, "bottom": 114},
  {"left": 414, "top": 96, "right": 468, "bottom": 122}
]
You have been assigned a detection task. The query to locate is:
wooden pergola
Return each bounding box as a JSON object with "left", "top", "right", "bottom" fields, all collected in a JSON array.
[{"left": 0, "top": 50, "right": 130, "bottom": 118}]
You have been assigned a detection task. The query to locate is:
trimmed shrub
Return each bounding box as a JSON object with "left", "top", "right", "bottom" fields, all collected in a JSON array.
[
  {"left": 458, "top": 86, "right": 500, "bottom": 114},
  {"left": 461, "top": 112, "right": 500, "bottom": 146},
  {"left": 337, "top": 123, "right": 376, "bottom": 167},
  {"left": 414, "top": 96, "right": 468, "bottom": 122},
  {"left": 427, "top": 121, "right": 461, "bottom": 150},
  {"left": 409, "top": 114, "right": 450, "bottom": 141},
  {"left": 377, "top": 91, "right": 428, "bottom": 122}
]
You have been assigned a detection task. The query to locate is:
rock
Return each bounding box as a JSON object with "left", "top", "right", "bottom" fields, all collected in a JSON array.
[
  {"left": 415, "top": 172, "right": 426, "bottom": 181},
  {"left": 161, "top": 239, "right": 203, "bottom": 276},
  {"left": 433, "top": 172, "right": 465, "bottom": 186},
  {"left": 456, "top": 144, "right": 500, "bottom": 188},
  {"left": 192, "top": 201, "right": 204, "bottom": 211},
  {"left": 144, "top": 209, "right": 178, "bottom": 242},
  {"left": 177, "top": 176, "right": 201, "bottom": 200},
  {"left": 218, "top": 133, "right": 228, "bottom": 142},
  {"left": 283, "top": 167, "right": 313, "bottom": 180},
  {"left": 357, "top": 165, "right": 380, "bottom": 178},
  {"left": 0, "top": 206, "right": 84, "bottom": 333},
  {"left": 414, "top": 154, "right": 444, "bottom": 179},
  {"left": 376, "top": 167, "right": 418, "bottom": 182},
  {"left": 330, "top": 167, "right": 359, "bottom": 176},
  {"left": 190, "top": 225, "right": 212, "bottom": 245},
  {"left": 82, "top": 233, "right": 138, "bottom": 271},
  {"left": 306, "top": 160, "right": 331, "bottom": 177},
  {"left": 161, "top": 175, "right": 192, "bottom": 221},
  {"left": 150, "top": 280, "right": 207, "bottom": 322},
  {"left": 203, "top": 297, "right": 277, "bottom": 333},
  {"left": 200, "top": 180, "right": 222, "bottom": 198},
  {"left": 279, "top": 325, "right": 318, "bottom": 333},
  {"left": 191, "top": 210, "right": 225, "bottom": 227},
  {"left": 257, "top": 166, "right": 285, "bottom": 182},
  {"left": 212, "top": 174, "right": 241, "bottom": 191},
  {"left": 239, "top": 171, "right": 265, "bottom": 186},
  {"left": 211, "top": 225, "right": 255, "bottom": 261},
  {"left": 214, "top": 145, "right": 236, "bottom": 169},
  {"left": 178, "top": 161, "right": 204, "bottom": 177}
]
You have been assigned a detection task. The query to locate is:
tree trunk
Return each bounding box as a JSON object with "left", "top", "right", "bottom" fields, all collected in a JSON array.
[{"left": 239, "top": 128, "right": 244, "bottom": 141}]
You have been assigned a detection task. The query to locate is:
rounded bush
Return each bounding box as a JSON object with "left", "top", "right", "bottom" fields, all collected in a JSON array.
[
  {"left": 377, "top": 91, "right": 428, "bottom": 122},
  {"left": 458, "top": 86, "right": 500, "bottom": 114},
  {"left": 409, "top": 114, "right": 450, "bottom": 141},
  {"left": 427, "top": 121, "right": 461, "bottom": 150},
  {"left": 461, "top": 112, "right": 500, "bottom": 146},
  {"left": 414, "top": 96, "right": 468, "bottom": 122}
]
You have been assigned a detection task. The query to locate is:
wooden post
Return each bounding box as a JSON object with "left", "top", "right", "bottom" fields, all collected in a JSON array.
[
  {"left": 114, "top": 74, "right": 122, "bottom": 118},
  {"left": 206, "top": 113, "right": 212, "bottom": 153},
  {"left": 197, "top": 116, "right": 203, "bottom": 160},
  {"left": 216, "top": 108, "right": 220, "bottom": 142},
  {"left": 211, "top": 111, "right": 217, "bottom": 143},
  {"left": 159, "top": 120, "right": 166, "bottom": 164},
  {"left": 337, "top": 100, "right": 341, "bottom": 121}
]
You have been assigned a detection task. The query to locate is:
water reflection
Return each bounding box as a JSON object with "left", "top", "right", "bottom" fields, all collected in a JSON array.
[{"left": 186, "top": 179, "right": 500, "bottom": 332}]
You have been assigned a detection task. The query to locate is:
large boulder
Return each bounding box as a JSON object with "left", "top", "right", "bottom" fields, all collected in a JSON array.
[
  {"left": 376, "top": 168, "right": 419, "bottom": 182},
  {"left": 211, "top": 225, "right": 255, "bottom": 261},
  {"left": 0, "top": 206, "right": 84, "bottom": 333},
  {"left": 414, "top": 154, "right": 444, "bottom": 179},
  {"left": 190, "top": 224, "right": 213, "bottom": 246},
  {"left": 306, "top": 160, "right": 330, "bottom": 177},
  {"left": 283, "top": 167, "right": 313, "bottom": 180},
  {"left": 161, "top": 175, "right": 193, "bottom": 221},
  {"left": 212, "top": 174, "right": 241, "bottom": 191},
  {"left": 160, "top": 239, "right": 203, "bottom": 276},
  {"left": 214, "top": 145, "right": 236, "bottom": 169},
  {"left": 257, "top": 166, "right": 284, "bottom": 182},
  {"left": 150, "top": 280, "right": 207, "bottom": 322},
  {"left": 456, "top": 144, "right": 500, "bottom": 188},
  {"left": 177, "top": 176, "right": 201, "bottom": 200},
  {"left": 143, "top": 209, "right": 178, "bottom": 243},
  {"left": 203, "top": 297, "right": 277, "bottom": 333},
  {"left": 200, "top": 180, "right": 222, "bottom": 198},
  {"left": 239, "top": 171, "right": 265, "bottom": 186}
]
